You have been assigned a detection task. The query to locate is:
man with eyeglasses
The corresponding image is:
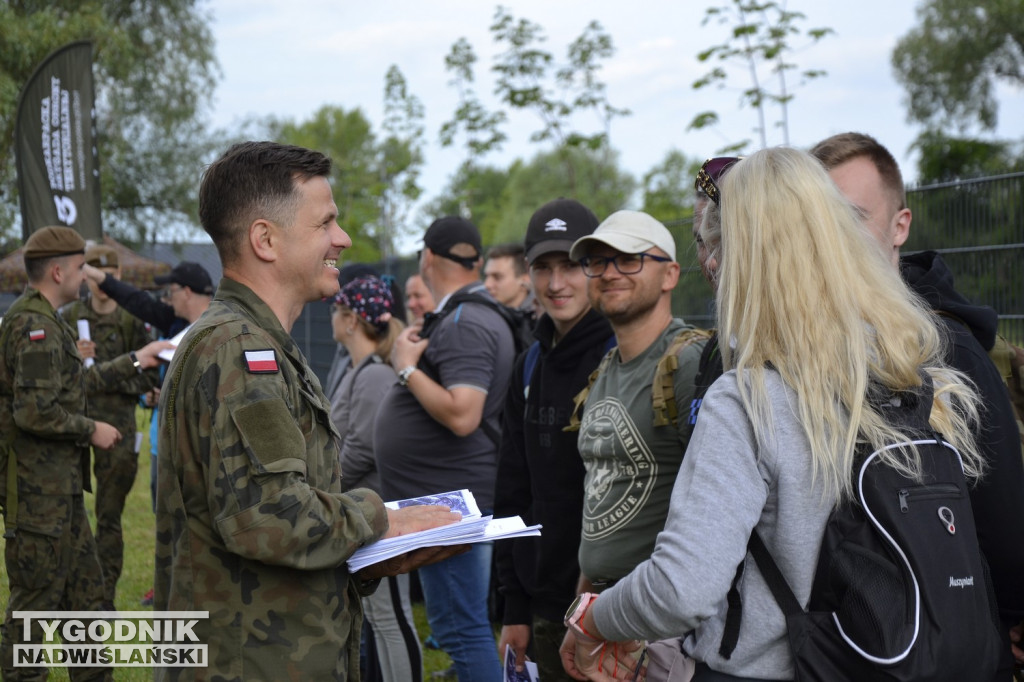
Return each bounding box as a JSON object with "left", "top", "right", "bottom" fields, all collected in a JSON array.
[
  {"left": 493, "top": 198, "right": 613, "bottom": 680},
  {"left": 559, "top": 210, "right": 708, "bottom": 679},
  {"left": 83, "top": 260, "right": 213, "bottom": 340}
]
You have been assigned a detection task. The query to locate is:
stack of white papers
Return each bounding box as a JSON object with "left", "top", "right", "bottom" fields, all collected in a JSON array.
[{"left": 347, "top": 489, "right": 541, "bottom": 573}]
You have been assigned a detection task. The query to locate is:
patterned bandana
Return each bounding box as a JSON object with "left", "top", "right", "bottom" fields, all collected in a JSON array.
[{"left": 333, "top": 275, "right": 394, "bottom": 334}]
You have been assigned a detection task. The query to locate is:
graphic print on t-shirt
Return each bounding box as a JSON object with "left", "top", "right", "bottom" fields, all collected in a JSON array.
[{"left": 579, "top": 396, "right": 658, "bottom": 540}]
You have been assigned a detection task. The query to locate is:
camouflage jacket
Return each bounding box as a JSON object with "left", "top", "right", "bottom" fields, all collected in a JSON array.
[
  {"left": 0, "top": 288, "right": 142, "bottom": 498},
  {"left": 154, "top": 278, "right": 389, "bottom": 682},
  {"left": 62, "top": 297, "right": 158, "bottom": 417}
]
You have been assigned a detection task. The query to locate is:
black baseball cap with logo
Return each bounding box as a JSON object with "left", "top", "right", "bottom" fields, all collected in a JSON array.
[
  {"left": 154, "top": 261, "right": 214, "bottom": 295},
  {"left": 524, "top": 198, "right": 600, "bottom": 264}
]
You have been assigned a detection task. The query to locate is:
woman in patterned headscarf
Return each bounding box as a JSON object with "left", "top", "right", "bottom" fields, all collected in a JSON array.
[{"left": 329, "top": 275, "right": 422, "bottom": 682}]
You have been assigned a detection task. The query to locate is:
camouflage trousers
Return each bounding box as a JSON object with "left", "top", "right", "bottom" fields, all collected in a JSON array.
[
  {"left": 90, "top": 399, "right": 140, "bottom": 605},
  {"left": 92, "top": 430, "right": 139, "bottom": 605},
  {"left": 1, "top": 493, "right": 111, "bottom": 681}
]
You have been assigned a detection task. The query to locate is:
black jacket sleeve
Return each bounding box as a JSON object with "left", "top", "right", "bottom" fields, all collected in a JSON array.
[
  {"left": 947, "top": 320, "right": 1024, "bottom": 624},
  {"left": 99, "top": 275, "right": 179, "bottom": 336},
  {"left": 493, "top": 351, "right": 534, "bottom": 625}
]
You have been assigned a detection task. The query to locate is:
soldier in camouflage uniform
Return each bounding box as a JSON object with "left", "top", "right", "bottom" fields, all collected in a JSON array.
[
  {"left": 0, "top": 226, "right": 171, "bottom": 681},
  {"left": 155, "top": 141, "right": 463, "bottom": 682},
  {"left": 62, "top": 244, "right": 157, "bottom": 605}
]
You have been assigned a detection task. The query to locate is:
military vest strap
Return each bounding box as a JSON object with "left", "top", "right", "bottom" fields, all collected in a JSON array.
[
  {"left": 651, "top": 328, "right": 713, "bottom": 427},
  {"left": 564, "top": 350, "right": 616, "bottom": 433},
  {"left": 564, "top": 327, "right": 712, "bottom": 433}
]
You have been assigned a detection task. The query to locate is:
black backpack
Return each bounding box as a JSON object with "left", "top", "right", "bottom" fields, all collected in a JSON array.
[
  {"left": 719, "top": 375, "right": 1004, "bottom": 681},
  {"left": 419, "top": 288, "right": 534, "bottom": 358}
]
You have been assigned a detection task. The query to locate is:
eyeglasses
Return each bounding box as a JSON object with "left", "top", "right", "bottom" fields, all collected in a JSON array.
[
  {"left": 695, "top": 157, "right": 741, "bottom": 206},
  {"left": 578, "top": 252, "right": 673, "bottom": 278},
  {"left": 159, "top": 285, "right": 182, "bottom": 301}
]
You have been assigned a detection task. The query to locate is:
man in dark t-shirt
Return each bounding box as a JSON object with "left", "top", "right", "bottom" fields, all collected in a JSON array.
[{"left": 375, "top": 216, "right": 514, "bottom": 682}]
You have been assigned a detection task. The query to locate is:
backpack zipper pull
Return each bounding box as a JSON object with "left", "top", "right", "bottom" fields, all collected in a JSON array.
[{"left": 899, "top": 489, "right": 910, "bottom": 512}]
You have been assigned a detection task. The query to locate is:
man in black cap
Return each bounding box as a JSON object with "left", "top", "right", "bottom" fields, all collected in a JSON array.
[
  {"left": 83, "top": 260, "right": 213, "bottom": 339},
  {"left": 375, "top": 216, "right": 516, "bottom": 682},
  {"left": 0, "top": 227, "right": 169, "bottom": 680},
  {"left": 494, "top": 199, "right": 614, "bottom": 680}
]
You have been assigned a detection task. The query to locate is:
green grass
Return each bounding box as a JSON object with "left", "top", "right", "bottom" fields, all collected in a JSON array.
[{"left": 0, "top": 407, "right": 456, "bottom": 680}]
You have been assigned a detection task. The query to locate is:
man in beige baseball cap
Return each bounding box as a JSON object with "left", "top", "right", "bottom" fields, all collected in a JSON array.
[
  {"left": 560, "top": 210, "right": 707, "bottom": 681},
  {"left": 569, "top": 209, "right": 677, "bottom": 263}
]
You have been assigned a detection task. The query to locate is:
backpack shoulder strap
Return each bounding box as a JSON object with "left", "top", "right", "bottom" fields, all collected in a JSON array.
[
  {"left": 564, "top": 346, "right": 617, "bottom": 433},
  {"left": 522, "top": 341, "right": 541, "bottom": 399},
  {"left": 444, "top": 290, "right": 525, "bottom": 348},
  {"left": 719, "top": 530, "right": 804, "bottom": 659},
  {"left": 652, "top": 328, "right": 712, "bottom": 428}
]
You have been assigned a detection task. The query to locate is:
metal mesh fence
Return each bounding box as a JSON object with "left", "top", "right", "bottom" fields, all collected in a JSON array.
[
  {"left": 668, "top": 172, "right": 1024, "bottom": 342},
  {"left": 905, "top": 172, "right": 1024, "bottom": 343}
]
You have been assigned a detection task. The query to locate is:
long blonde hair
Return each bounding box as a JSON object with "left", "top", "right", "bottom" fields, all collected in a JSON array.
[{"left": 711, "top": 147, "right": 983, "bottom": 501}]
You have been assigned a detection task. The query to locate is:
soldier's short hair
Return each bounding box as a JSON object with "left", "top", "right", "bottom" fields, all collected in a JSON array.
[
  {"left": 24, "top": 256, "right": 52, "bottom": 283},
  {"left": 199, "top": 141, "right": 332, "bottom": 267}
]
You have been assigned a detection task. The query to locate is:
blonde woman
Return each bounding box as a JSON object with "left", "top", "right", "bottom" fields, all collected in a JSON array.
[
  {"left": 561, "top": 147, "right": 989, "bottom": 680},
  {"left": 329, "top": 275, "right": 421, "bottom": 682}
]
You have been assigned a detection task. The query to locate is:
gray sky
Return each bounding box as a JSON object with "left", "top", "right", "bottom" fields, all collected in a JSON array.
[{"left": 207, "top": 0, "right": 1024, "bottom": 253}]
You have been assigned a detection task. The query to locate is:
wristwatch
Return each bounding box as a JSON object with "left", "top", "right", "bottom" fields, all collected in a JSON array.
[
  {"left": 564, "top": 592, "right": 599, "bottom": 638},
  {"left": 397, "top": 365, "right": 417, "bottom": 387},
  {"left": 129, "top": 351, "right": 142, "bottom": 374}
]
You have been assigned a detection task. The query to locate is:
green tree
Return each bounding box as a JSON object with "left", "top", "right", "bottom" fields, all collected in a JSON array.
[
  {"left": 378, "top": 65, "right": 425, "bottom": 261},
  {"left": 489, "top": 145, "right": 635, "bottom": 244},
  {"left": 424, "top": 144, "right": 635, "bottom": 248},
  {"left": 911, "top": 131, "right": 1024, "bottom": 184},
  {"left": 892, "top": 0, "right": 1024, "bottom": 132},
  {"left": 272, "top": 105, "right": 382, "bottom": 261},
  {"left": 641, "top": 150, "right": 703, "bottom": 225},
  {"left": 0, "top": 0, "right": 220, "bottom": 244},
  {"left": 486, "top": 6, "right": 630, "bottom": 193},
  {"left": 688, "top": 0, "right": 832, "bottom": 153},
  {"left": 439, "top": 37, "right": 508, "bottom": 165},
  {"left": 420, "top": 163, "right": 512, "bottom": 247}
]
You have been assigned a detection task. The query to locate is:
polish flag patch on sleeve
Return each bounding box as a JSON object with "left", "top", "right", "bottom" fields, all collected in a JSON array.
[
  {"left": 29, "top": 329, "right": 46, "bottom": 342},
  {"left": 244, "top": 349, "right": 279, "bottom": 374}
]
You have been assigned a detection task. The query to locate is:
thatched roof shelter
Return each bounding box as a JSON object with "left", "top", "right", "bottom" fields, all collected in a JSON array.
[{"left": 0, "top": 236, "right": 172, "bottom": 293}]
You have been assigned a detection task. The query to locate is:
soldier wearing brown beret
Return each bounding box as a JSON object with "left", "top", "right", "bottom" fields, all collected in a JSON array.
[{"left": 0, "top": 226, "right": 170, "bottom": 680}]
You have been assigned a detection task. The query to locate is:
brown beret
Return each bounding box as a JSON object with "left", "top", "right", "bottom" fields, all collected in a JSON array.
[
  {"left": 23, "top": 226, "right": 86, "bottom": 260},
  {"left": 85, "top": 244, "right": 119, "bottom": 268}
]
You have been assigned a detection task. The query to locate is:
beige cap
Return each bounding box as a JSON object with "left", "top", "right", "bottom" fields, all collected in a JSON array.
[{"left": 569, "top": 210, "right": 676, "bottom": 261}]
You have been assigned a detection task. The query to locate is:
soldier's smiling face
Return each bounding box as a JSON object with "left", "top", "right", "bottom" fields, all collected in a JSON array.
[{"left": 276, "top": 175, "right": 351, "bottom": 304}]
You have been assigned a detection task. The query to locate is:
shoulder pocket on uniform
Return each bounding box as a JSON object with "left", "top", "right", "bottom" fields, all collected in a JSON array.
[
  {"left": 231, "top": 397, "right": 308, "bottom": 476},
  {"left": 17, "top": 350, "right": 54, "bottom": 386}
]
